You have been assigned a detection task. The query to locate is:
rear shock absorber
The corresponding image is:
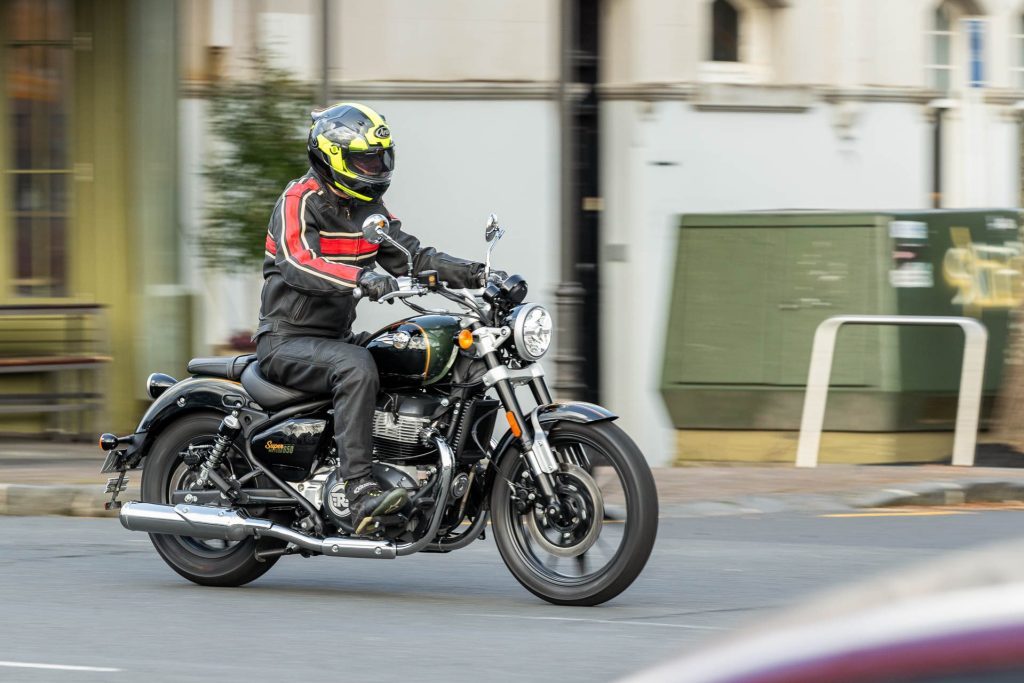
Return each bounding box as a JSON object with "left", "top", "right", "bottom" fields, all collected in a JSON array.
[{"left": 194, "top": 415, "right": 242, "bottom": 488}]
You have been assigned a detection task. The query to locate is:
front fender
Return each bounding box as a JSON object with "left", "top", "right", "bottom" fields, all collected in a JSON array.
[
  {"left": 126, "top": 377, "right": 259, "bottom": 468},
  {"left": 490, "top": 401, "right": 617, "bottom": 469}
]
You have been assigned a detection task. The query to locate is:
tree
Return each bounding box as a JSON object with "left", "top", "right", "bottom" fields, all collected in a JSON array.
[{"left": 201, "top": 61, "right": 314, "bottom": 270}]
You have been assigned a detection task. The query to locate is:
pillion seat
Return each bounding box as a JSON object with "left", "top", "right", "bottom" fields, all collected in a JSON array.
[
  {"left": 239, "top": 362, "right": 323, "bottom": 410},
  {"left": 186, "top": 354, "right": 257, "bottom": 381},
  {"left": 187, "top": 354, "right": 323, "bottom": 410}
]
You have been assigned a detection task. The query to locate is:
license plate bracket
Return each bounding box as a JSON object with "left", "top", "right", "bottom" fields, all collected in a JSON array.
[{"left": 100, "top": 449, "right": 128, "bottom": 474}]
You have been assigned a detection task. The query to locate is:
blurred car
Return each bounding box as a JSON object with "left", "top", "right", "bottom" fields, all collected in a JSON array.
[{"left": 623, "top": 540, "right": 1024, "bottom": 683}]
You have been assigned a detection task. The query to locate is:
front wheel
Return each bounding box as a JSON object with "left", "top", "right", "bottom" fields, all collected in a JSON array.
[{"left": 490, "top": 421, "right": 658, "bottom": 606}]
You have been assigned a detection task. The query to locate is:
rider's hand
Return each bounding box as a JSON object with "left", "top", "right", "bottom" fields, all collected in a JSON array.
[
  {"left": 483, "top": 269, "right": 509, "bottom": 287},
  {"left": 357, "top": 269, "right": 400, "bottom": 302}
]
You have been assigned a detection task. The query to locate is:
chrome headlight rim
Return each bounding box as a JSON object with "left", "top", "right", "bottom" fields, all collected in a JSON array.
[{"left": 512, "top": 303, "right": 552, "bottom": 362}]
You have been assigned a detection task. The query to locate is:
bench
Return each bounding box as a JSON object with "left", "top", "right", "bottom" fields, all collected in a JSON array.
[{"left": 0, "top": 304, "right": 110, "bottom": 438}]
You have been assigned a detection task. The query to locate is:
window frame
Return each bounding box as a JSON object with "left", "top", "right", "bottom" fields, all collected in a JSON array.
[
  {"left": 698, "top": 0, "right": 774, "bottom": 84},
  {"left": 3, "top": 0, "right": 76, "bottom": 300},
  {"left": 711, "top": 0, "right": 740, "bottom": 63},
  {"left": 926, "top": 1, "right": 957, "bottom": 92},
  {"left": 1012, "top": 14, "right": 1024, "bottom": 89}
]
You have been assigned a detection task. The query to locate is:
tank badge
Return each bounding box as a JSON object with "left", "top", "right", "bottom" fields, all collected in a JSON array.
[
  {"left": 264, "top": 440, "right": 295, "bottom": 454},
  {"left": 393, "top": 330, "right": 411, "bottom": 349}
]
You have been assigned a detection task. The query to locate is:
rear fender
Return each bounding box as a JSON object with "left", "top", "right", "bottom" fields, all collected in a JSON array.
[
  {"left": 125, "top": 377, "right": 265, "bottom": 469},
  {"left": 490, "top": 401, "right": 617, "bottom": 471}
]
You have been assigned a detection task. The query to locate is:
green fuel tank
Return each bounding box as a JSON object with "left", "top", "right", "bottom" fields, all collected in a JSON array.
[{"left": 366, "top": 315, "right": 461, "bottom": 389}]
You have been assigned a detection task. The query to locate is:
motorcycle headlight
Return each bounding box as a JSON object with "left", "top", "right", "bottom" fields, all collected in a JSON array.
[{"left": 512, "top": 304, "right": 552, "bottom": 361}]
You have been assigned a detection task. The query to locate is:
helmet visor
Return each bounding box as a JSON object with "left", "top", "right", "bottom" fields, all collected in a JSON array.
[{"left": 347, "top": 148, "right": 395, "bottom": 180}]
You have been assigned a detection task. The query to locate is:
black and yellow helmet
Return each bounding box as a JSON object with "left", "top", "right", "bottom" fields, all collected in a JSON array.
[{"left": 308, "top": 102, "right": 395, "bottom": 202}]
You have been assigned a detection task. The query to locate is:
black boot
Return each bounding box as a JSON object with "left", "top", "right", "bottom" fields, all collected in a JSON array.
[{"left": 344, "top": 476, "right": 409, "bottom": 536}]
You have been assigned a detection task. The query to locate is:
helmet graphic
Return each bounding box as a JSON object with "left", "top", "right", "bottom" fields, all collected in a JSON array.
[{"left": 307, "top": 102, "right": 395, "bottom": 202}]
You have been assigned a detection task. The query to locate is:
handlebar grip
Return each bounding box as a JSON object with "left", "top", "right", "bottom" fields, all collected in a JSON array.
[{"left": 352, "top": 286, "right": 364, "bottom": 300}]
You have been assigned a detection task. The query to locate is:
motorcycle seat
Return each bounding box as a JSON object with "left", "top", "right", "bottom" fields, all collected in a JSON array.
[
  {"left": 187, "top": 354, "right": 256, "bottom": 381},
  {"left": 240, "top": 362, "right": 323, "bottom": 410}
]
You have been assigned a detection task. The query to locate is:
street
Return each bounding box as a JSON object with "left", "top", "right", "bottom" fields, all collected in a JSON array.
[{"left": 1, "top": 508, "right": 1022, "bottom": 682}]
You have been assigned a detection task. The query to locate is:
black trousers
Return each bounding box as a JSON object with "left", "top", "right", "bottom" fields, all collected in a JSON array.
[{"left": 256, "top": 334, "right": 378, "bottom": 480}]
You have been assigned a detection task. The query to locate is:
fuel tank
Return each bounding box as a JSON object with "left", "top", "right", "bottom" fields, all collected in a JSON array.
[{"left": 366, "top": 315, "right": 460, "bottom": 389}]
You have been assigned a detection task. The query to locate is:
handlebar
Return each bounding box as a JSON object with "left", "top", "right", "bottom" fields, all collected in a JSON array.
[{"left": 353, "top": 273, "right": 490, "bottom": 320}]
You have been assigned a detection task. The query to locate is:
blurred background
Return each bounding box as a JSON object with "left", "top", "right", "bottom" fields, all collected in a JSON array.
[{"left": 5, "top": 0, "right": 1024, "bottom": 469}]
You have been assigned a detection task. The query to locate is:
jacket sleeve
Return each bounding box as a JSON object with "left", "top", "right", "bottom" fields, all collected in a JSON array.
[
  {"left": 375, "top": 212, "right": 485, "bottom": 288},
  {"left": 267, "top": 180, "right": 362, "bottom": 296}
]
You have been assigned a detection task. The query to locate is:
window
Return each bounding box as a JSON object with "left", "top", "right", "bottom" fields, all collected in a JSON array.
[
  {"left": 5, "top": 0, "right": 72, "bottom": 297},
  {"left": 712, "top": 0, "right": 740, "bottom": 62},
  {"left": 927, "top": 1, "right": 955, "bottom": 92},
  {"left": 1013, "top": 14, "right": 1024, "bottom": 88}
]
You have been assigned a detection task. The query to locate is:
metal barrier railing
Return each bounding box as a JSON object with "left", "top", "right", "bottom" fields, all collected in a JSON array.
[{"left": 795, "top": 315, "right": 988, "bottom": 468}]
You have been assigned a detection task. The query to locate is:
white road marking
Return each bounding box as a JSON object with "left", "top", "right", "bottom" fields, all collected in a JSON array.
[
  {"left": 459, "top": 613, "right": 727, "bottom": 631},
  {"left": 0, "top": 661, "right": 121, "bottom": 673}
]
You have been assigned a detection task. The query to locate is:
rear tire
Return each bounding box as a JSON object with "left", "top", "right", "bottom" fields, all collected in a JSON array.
[
  {"left": 141, "top": 414, "right": 283, "bottom": 587},
  {"left": 490, "top": 421, "right": 658, "bottom": 606}
]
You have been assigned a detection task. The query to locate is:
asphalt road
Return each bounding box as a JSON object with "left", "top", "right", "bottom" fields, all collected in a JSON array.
[{"left": 1, "top": 508, "right": 1023, "bottom": 682}]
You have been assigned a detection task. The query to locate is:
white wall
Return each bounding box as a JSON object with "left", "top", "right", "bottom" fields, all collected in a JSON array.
[
  {"left": 600, "top": 100, "right": 940, "bottom": 465},
  {"left": 342, "top": 99, "right": 561, "bottom": 338}
]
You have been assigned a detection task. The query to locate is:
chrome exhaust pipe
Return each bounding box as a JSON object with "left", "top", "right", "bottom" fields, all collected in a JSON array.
[
  {"left": 119, "top": 501, "right": 397, "bottom": 559},
  {"left": 119, "top": 435, "right": 456, "bottom": 561}
]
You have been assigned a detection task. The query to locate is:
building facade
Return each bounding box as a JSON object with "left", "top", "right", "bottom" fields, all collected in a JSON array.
[{"left": 5, "top": 0, "right": 1024, "bottom": 460}]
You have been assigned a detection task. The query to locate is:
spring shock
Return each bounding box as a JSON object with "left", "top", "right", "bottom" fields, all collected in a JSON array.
[{"left": 194, "top": 415, "right": 241, "bottom": 488}]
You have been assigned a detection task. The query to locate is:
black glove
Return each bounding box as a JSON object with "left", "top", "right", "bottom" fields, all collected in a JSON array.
[
  {"left": 357, "top": 269, "right": 399, "bottom": 302},
  {"left": 483, "top": 269, "right": 509, "bottom": 287}
]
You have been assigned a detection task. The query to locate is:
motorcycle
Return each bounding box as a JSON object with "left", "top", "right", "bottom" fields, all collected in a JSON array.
[{"left": 99, "top": 213, "right": 658, "bottom": 606}]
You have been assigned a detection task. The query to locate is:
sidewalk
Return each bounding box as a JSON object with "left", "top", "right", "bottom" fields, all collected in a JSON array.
[{"left": 3, "top": 440, "right": 1024, "bottom": 517}]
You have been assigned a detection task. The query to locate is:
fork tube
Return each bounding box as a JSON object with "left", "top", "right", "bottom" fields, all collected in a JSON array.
[{"left": 530, "top": 376, "right": 553, "bottom": 406}]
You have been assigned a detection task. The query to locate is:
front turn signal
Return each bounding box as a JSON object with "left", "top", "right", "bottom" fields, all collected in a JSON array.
[
  {"left": 506, "top": 412, "right": 522, "bottom": 438},
  {"left": 458, "top": 329, "right": 474, "bottom": 350}
]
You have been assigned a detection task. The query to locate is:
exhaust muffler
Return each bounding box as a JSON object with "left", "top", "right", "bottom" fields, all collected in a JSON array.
[{"left": 119, "top": 501, "right": 397, "bottom": 559}]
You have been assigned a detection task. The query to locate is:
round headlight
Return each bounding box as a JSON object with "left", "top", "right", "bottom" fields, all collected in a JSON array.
[{"left": 513, "top": 304, "right": 552, "bottom": 361}]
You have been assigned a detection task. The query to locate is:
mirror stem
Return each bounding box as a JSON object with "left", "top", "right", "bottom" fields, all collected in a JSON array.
[{"left": 376, "top": 228, "right": 415, "bottom": 277}]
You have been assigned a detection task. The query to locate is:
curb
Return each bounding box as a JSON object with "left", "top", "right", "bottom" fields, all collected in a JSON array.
[
  {"left": 850, "top": 480, "right": 1024, "bottom": 509},
  {"left": 3, "top": 479, "right": 1024, "bottom": 518},
  {"left": 0, "top": 484, "right": 120, "bottom": 518}
]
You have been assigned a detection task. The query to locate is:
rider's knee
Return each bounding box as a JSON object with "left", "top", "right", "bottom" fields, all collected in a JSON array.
[{"left": 330, "top": 347, "right": 378, "bottom": 389}]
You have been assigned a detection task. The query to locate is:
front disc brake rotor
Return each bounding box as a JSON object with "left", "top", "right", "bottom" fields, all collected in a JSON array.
[{"left": 524, "top": 463, "right": 604, "bottom": 558}]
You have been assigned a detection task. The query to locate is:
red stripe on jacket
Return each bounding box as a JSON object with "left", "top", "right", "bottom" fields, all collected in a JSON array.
[
  {"left": 265, "top": 235, "right": 277, "bottom": 254},
  {"left": 319, "top": 237, "right": 379, "bottom": 256},
  {"left": 282, "top": 178, "right": 362, "bottom": 283}
]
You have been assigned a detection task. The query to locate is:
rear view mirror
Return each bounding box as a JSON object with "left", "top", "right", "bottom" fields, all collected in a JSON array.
[{"left": 361, "top": 214, "right": 390, "bottom": 244}]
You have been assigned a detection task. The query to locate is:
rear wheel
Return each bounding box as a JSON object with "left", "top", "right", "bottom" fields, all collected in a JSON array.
[
  {"left": 141, "top": 414, "right": 283, "bottom": 587},
  {"left": 490, "top": 421, "right": 658, "bottom": 606}
]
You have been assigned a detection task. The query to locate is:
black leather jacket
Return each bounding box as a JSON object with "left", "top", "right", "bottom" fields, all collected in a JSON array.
[{"left": 256, "top": 171, "right": 484, "bottom": 340}]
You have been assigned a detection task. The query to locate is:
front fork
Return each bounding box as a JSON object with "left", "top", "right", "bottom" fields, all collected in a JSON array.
[{"left": 482, "top": 351, "right": 562, "bottom": 508}]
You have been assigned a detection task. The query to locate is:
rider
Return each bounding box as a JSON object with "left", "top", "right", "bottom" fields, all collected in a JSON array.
[{"left": 254, "top": 103, "right": 490, "bottom": 535}]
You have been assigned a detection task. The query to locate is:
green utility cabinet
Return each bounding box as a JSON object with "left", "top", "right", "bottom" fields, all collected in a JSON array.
[{"left": 660, "top": 210, "right": 1021, "bottom": 433}]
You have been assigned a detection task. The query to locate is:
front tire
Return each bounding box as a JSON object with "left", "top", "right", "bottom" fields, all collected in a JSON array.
[
  {"left": 141, "top": 414, "right": 283, "bottom": 587},
  {"left": 490, "top": 421, "right": 658, "bottom": 606}
]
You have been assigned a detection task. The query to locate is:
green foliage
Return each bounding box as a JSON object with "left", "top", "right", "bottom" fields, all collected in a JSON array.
[{"left": 201, "top": 62, "right": 314, "bottom": 271}]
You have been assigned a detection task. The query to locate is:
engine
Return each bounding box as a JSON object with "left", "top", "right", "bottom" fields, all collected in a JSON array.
[{"left": 370, "top": 393, "right": 447, "bottom": 461}]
